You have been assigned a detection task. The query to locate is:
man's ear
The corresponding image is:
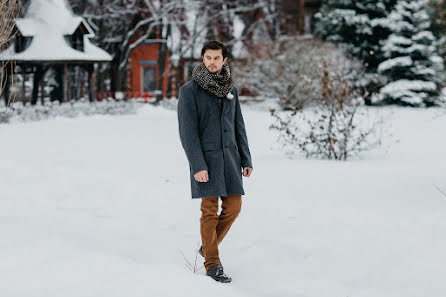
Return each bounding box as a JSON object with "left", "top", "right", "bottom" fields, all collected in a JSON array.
[{"left": 223, "top": 57, "right": 228, "bottom": 64}]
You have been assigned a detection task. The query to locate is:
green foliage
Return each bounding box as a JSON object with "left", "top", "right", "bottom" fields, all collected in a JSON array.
[
  {"left": 314, "top": 0, "right": 398, "bottom": 72},
  {"left": 377, "top": 0, "right": 444, "bottom": 106}
]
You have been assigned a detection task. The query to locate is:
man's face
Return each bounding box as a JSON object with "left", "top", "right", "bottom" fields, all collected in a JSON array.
[{"left": 202, "top": 49, "right": 228, "bottom": 74}]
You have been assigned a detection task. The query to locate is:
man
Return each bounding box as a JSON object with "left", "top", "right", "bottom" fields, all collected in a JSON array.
[{"left": 177, "top": 40, "right": 253, "bottom": 283}]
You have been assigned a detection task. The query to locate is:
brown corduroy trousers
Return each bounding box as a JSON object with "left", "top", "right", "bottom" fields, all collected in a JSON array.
[{"left": 200, "top": 195, "right": 242, "bottom": 271}]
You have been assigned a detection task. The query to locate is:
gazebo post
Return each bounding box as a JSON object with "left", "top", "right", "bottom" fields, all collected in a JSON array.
[
  {"left": 53, "top": 65, "right": 63, "bottom": 102},
  {"left": 2, "top": 63, "right": 11, "bottom": 106},
  {"left": 21, "top": 66, "right": 26, "bottom": 102},
  {"left": 31, "top": 65, "right": 44, "bottom": 105},
  {"left": 39, "top": 69, "right": 45, "bottom": 104},
  {"left": 87, "top": 63, "right": 95, "bottom": 102},
  {"left": 63, "top": 63, "right": 68, "bottom": 102}
]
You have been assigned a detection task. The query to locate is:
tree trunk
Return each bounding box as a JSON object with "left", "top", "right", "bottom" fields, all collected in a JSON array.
[
  {"left": 176, "top": 62, "right": 184, "bottom": 90},
  {"left": 156, "top": 23, "right": 171, "bottom": 102},
  {"left": 166, "top": 63, "right": 175, "bottom": 98},
  {"left": 111, "top": 57, "right": 123, "bottom": 93},
  {"left": 297, "top": 0, "right": 305, "bottom": 34}
]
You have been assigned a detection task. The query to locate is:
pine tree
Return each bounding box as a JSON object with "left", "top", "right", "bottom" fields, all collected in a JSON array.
[
  {"left": 314, "top": 0, "right": 398, "bottom": 72},
  {"left": 377, "top": 0, "right": 444, "bottom": 106}
]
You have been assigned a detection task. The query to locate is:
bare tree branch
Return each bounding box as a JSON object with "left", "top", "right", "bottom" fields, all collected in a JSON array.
[
  {"left": 0, "top": 0, "right": 19, "bottom": 110},
  {"left": 433, "top": 184, "right": 446, "bottom": 198}
]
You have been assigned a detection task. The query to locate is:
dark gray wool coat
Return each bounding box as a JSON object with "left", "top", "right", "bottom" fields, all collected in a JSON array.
[{"left": 177, "top": 80, "right": 252, "bottom": 199}]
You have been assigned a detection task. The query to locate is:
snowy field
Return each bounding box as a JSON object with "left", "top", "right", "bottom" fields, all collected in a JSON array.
[{"left": 0, "top": 102, "right": 445, "bottom": 297}]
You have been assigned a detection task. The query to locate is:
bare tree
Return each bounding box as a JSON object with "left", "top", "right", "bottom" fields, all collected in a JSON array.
[
  {"left": 268, "top": 60, "right": 383, "bottom": 161},
  {"left": 73, "top": 0, "right": 146, "bottom": 93},
  {"left": 0, "top": 0, "right": 17, "bottom": 52},
  {"left": 168, "top": 0, "right": 270, "bottom": 87},
  {"left": 0, "top": 0, "right": 19, "bottom": 109},
  {"left": 74, "top": 0, "right": 183, "bottom": 98},
  {"left": 66, "top": 0, "right": 279, "bottom": 99}
]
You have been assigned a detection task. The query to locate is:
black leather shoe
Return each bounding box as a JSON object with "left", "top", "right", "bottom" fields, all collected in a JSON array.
[
  {"left": 206, "top": 264, "right": 232, "bottom": 283},
  {"left": 199, "top": 245, "right": 204, "bottom": 257}
]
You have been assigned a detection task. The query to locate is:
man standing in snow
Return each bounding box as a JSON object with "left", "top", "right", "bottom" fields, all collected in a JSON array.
[{"left": 177, "top": 40, "right": 253, "bottom": 283}]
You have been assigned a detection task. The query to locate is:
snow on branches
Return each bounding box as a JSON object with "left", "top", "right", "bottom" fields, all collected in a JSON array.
[
  {"left": 377, "top": 0, "right": 444, "bottom": 106},
  {"left": 314, "top": 0, "right": 397, "bottom": 72}
]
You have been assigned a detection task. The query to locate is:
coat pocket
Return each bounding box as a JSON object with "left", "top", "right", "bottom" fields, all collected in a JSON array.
[{"left": 201, "top": 143, "right": 217, "bottom": 152}]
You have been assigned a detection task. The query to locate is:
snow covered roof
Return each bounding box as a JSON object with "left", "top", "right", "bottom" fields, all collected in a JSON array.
[
  {"left": 0, "top": 0, "right": 111, "bottom": 63},
  {"left": 14, "top": 19, "right": 36, "bottom": 37}
]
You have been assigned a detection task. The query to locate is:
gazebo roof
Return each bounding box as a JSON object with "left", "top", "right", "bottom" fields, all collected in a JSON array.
[{"left": 0, "top": 0, "right": 112, "bottom": 63}]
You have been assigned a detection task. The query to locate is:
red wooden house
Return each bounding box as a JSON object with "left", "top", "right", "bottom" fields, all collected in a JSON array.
[
  {"left": 127, "top": 39, "right": 172, "bottom": 99},
  {"left": 124, "top": 0, "right": 321, "bottom": 100}
]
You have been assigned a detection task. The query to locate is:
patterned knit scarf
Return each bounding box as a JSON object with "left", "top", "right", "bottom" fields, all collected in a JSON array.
[{"left": 192, "top": 62, "right": 234, "bottom": 99}]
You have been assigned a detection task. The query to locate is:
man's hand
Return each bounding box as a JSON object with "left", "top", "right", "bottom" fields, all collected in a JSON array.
[
  {"left": 194, "top": 170, "right": 209, "bottom": 182},
  {"left": 243, "top": 167, "right": 253, "bottom": 177}
]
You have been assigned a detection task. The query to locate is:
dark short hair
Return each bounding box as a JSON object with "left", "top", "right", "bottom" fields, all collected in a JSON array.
[{"left": 201, "top": 40, "right": 228, "bottom": 59}]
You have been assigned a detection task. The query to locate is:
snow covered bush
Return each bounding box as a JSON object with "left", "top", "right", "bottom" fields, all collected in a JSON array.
[
  {"left": 232, "top": 36, "right": 364, "bottom": 110},
  {"left": 377, "top": 0, "right": 444, "bottom": 106},
  {"left": 158, "top": 97, "right": 178, "bottom": 111},
  {"left": 270, "top": 61, "right": 382, "bottom": 161},
  {"left": 0, "top": 99, "right": 140, "bottom": 124}
]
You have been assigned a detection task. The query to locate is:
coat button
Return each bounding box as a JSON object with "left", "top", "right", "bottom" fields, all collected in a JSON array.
[
  {"left": 223, "top": 129, "right": 227, "bottom": 132},
  {"left": 224, "top": 145, "right": 228, "bottom": 148}
]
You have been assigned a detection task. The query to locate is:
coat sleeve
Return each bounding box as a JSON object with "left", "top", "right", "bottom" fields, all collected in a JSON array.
[
  {"left": 177, "top": 85, "right": 208, "bottom": 175},
  {"left": 234, "top": 88, "right": 253, "bottom": 169}
]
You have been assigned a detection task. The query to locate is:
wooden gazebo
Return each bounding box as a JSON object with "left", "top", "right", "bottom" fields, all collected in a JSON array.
[{"left": 0, "top": 0, "right": 112, "bottom": 104}]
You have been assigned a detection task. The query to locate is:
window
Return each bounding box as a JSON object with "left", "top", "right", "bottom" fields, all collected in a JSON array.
[
  {"left": 142, "top": 67, "right": 156, "bottom": 92},
  {"left": 69, "top": 26, "right": 86, "bottom": 52},
  {"left": 15, "top": 32, "right": 32, "bottom": 53},
  {"left": 72, "top": 36, "right": 84, "bottom": 51}
]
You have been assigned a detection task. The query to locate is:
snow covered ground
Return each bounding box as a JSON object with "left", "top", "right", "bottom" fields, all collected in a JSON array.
[{"left": 0, "top": 102, "right": 445, "bottom": 297}]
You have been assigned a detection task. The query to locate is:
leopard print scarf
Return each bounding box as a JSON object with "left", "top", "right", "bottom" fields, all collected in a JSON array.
[{"left": 192, "top": 62, "right": 234, "bottom": 99}]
